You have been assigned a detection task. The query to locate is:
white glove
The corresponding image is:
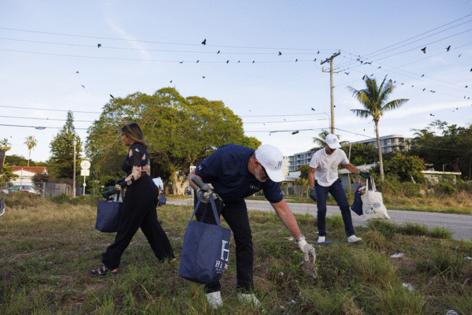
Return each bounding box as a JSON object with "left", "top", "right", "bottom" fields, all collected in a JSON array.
[
  {"left": 297, "top": 236, "right": 316, "bottom": 265},
  {"left": 196, "top": 183, "right": 214, "bottom": 203}
]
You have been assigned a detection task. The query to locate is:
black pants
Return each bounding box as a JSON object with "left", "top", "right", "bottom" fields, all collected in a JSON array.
[
  {"left": 195, "top": 198, "right": 253, "bottom": 293},
  {"left": 315, "top": 178, "right": 355, "bottom": 237},
  {"left": 102, "top": 177, "right": 174, "bottom": 269}
]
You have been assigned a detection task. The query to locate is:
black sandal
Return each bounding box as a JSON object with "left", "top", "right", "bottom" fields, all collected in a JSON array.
[{"left": 90, "top": 264, "right": 119, "bottom": 276}]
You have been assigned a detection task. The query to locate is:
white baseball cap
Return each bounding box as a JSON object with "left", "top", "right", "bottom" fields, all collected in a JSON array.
[
  {"left": 325, "top": 134, "right": 341, "bottom": 149},
  {"left": 254, "top": 144, "right": 284, "bottom": 182}
]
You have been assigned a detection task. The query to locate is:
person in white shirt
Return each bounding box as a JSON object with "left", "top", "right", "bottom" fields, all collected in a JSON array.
[{"left": 308, "top": 134, "right": 369, "bottom": 244}]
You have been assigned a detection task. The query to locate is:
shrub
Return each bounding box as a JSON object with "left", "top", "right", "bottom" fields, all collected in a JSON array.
[
  {"left": 400, "top": 182, "right": 422, "bottom": 197},
  {"left": 428, "top": 227, "right": 452, "bottom": 239},
  {"left": 4, "top": 192, "right": 45, "bottom": 209},
  {"left": 416, "top": 247, "right": 465, "bottom": 279},
  {"left": 435, "top": 181, "right": 457, "bottom": 195},
  {"left": 368, "top": 220, "right": 397, "bottom": 239}
]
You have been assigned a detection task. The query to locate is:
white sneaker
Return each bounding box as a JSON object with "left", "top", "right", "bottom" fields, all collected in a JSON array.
[
  {"left": 317, "top": 236, "right": 326, "bottom": 244},
  {"left": 347, "top": 235, "right": 362, "bottom": 243},
  {"left": 206, "top": 291, "right": 223, "bottom": 309},
  {"left": 237, "top": 293, "right": 261, "bottom": 308}
]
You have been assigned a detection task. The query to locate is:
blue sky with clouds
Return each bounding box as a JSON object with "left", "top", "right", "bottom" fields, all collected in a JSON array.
[{"left": 1, "top": 0, "right": 472, "bottom": 162}]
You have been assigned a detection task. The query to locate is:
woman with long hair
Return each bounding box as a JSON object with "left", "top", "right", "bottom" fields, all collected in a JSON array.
[{"left": 91, "top": 122, "right": 174, "bottom": 275}]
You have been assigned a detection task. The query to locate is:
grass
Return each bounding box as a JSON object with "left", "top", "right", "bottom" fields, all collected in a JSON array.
[
  {"left": 247, "top": 192, "right": 472, "bottom": 215},
  {"left": 0, "top": 194, "right": 471, "bottom": 314}
]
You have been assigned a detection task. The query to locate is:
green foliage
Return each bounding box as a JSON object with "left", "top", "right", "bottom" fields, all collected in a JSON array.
[
  {"left": 368, "top": 220, "right": 452, "bottom": 240},
  {"left": 48, "top": 111, "right": 82, "bottom": 181},
  {"left": 342, "top": 143, "right": 377, "bottom": 165},
  {"left": 298, "top": 164, "right": 310, "bottom": 180},
  {"left": 24, "top": 136, "right": 37, "bottom": 166},
  {"left": 1, "top": 201, "right": 470, "bottom": 314},
  {"left": 416, "top": 247, "right": 465, "bottom": 279},
  {"left": 0, "top": 163, "right": 17, "bottom": 186},
  {"left": 383, "top": 152, "right": 425, "bottom": 182},
  {"left": 0, "top": 138, "right": 11, "bottom": 152},
  {"left": 412, "top": 120, "right": 472, "bottom": 179},
  {"left": 435, "top": 181, "right": 457, "bottom": 195},
  {"left": 5, "top": 154, "right": 47, "bottom": 166},
  {"left": 86, "top": 88, "right": 258, "bottom": 187},
  {"left": 349, "top": 77, "right": 409, "bottom": 181}
]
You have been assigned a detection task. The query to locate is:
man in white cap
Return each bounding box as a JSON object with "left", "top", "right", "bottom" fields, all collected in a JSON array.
[
  {"left": 189, "top": 144, "right": 316, "bottom": 309},
  {"left": 308, "top": 134, "right": 369, "bottom": 244}
]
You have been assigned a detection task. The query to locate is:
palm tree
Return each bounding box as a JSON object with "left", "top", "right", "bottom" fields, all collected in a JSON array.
[
  {"left": 24, "top": 136, "right": 38, "bottom": 167},
  {"left": 349, "top": 77, "right": 408, "bottom": 181}
]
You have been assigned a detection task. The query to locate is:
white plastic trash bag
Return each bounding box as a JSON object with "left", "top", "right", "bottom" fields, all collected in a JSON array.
[{"left": 360, "top": 178, "right": 390, "bottom": 220}]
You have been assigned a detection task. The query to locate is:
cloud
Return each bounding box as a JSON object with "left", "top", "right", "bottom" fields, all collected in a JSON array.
[{"left": 103, "top": 9, "right": 152, "bottom": 61}]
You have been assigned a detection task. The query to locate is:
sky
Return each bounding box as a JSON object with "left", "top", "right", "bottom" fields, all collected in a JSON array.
[{"left": 1, "top": 0, "right": 472, "bottom": 163}]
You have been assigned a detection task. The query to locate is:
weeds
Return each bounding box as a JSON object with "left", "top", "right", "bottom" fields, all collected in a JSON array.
[{"left": 0, "top": 199, "right": 470, "bottom": 314}]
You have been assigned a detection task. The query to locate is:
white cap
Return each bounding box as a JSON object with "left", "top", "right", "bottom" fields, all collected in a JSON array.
[
  {"left": 254, "top": 144, "right": 284, "bottom": 182},
  {"left": 325, "top": 134, "right": 341, "bottom": 149}
]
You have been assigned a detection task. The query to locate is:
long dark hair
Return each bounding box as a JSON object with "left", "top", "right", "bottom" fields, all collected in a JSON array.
[{"left": 121, "top": 122, "right": 146, "bottom": 146}]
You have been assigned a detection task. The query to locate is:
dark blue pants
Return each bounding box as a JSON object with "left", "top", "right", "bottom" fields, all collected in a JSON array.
[{"left": 315, "top": 179, "right": 355, "bottom": 237}]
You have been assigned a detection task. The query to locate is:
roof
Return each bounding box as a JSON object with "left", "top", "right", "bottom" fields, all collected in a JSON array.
[{"left": 11, "top": 166, "right": 48, "bottom": 174}]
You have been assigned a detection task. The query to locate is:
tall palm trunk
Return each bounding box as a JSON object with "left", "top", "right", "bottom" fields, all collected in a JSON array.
[
  {"left": 374, "top": 120, "right": 385, "bottom": 181},
  {"left": 27, "top": 150, "right": 31, "bottom": 167}
]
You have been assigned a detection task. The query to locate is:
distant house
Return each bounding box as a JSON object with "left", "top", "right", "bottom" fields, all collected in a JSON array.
[{"left": 10, "top": 166, "right": 48, "bottom": 187}]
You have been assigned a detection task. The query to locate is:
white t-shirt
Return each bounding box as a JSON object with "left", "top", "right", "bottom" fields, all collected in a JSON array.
[{"left": 309, "top": 148, "right": 349, "bottom": 187}]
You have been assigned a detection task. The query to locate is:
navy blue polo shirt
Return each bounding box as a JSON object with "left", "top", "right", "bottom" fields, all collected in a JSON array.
[{"left": 195, "top": 144, "right": 284, "bottom": 204}]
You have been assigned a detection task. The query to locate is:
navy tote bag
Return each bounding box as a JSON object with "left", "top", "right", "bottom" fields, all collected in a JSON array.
[
  {"left": 179, "top": 194, "right": 231, "bottom": 284},
  {"left": 95, "top": 199, "right": 123, "bottom": 233}
]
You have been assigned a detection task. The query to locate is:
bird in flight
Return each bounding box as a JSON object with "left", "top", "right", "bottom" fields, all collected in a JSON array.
[
  {"left": 421, "top": 47, "right": 426, "bottom": 54},
  {"left": 201, "top": 38, "right": 206, "bottom": 45},
  {"left": 97, "top": 43, "right": 102, "bottom": 48},
  {"left": 446, "top": 45, "right": 451, "bottom": 52}
]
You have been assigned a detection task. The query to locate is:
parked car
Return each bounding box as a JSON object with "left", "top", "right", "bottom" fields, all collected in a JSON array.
[{"left": 9, "top": 185, "right": 40, "bottom": 195}]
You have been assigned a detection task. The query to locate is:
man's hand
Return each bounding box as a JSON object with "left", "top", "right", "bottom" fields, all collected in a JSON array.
[
  {"left": 298, "top": 236, "right": 316, "bottom": 264},
  {"left": 359, "top": 171, "right": 370, "bottom": 179},
  {"left": 196, "top": 183, "right": 214, "bottom": 204},
  {"left": 309, "top": 187, "right": 317, "bottom": 202}
]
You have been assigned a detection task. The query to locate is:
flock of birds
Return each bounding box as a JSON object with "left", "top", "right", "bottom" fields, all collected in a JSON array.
[{"left": 71, "top": 37, "right": 470, "bottom": 122}]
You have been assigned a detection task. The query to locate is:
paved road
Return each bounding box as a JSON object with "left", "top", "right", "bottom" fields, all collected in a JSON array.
[{"left": 168, "top": 198, "right": 472, "bottom": 240}]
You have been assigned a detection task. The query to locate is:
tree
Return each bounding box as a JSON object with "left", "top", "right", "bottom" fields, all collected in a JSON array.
[
  {"left": 5, "top": 154, "right": 47, "bottom": 166},
  {"left": 341, "top": 143, "right": 377, "bottom": 166},
  {"left": 0, "top": 138, "right": 17, "bottom": 186},
  {"left": 49, "top": 111, "right": 82, "bottom": 182},
  {"left": 349, "top": 77, "right": 409, "bottom": 181},
  {"left": 383, "top": 152, "right": 425, "bottom": 182},
  {"left": 24, "top": 136, "right": 38, "bottom": 167},
  {"left": 411, "top": 121, "right": 472, "bottom": 178},
  {"left": 87, "top": 88, "right": 259, "bottom": 194},
  {"left": 0, "top": 138, "right": 11, "bottom": 171},
  {"left": 313, "top": 130, "right": 330, "bottom": 148}
]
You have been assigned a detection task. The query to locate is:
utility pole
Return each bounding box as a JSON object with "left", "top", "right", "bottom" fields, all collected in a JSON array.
[
  {"left": 321, "top": 51, "right": 341, "bottom": 134},
  {"left": 72, "top": 137, "right": 76, "bottom": 198}
]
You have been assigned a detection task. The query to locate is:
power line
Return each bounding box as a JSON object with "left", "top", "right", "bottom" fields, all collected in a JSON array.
[
  {"left": 0, "top": 48, "right": 327, "bottom": 64},
  {"left": 0, "top": 105, "right": 331, "bottom": 119},
  {"left": 0, "top": 113, "right": 327, "bottom": 125},
  {"left": 335, "top": 12, "right": 472, "bottom": 69},
  {"left": 340, "top": 27, "right": 472, "bottom": 73},
  {"left": 0, "top": 123, "right": 88, "bottom": 130},
  {"left": 0, "top": 105, "right": 100, "bottom": 114},
  {"left": 365, "top": 13, "right": 472, "bottom": 57},
  {"left": 0, "top": 26, "right": 335, "bottom": 52},
  {"left": 0, "top": 37, "right": 326, "bottom": 56},
  {"left": 0, "top": 114, "right": 94, "bottom": 123}
]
